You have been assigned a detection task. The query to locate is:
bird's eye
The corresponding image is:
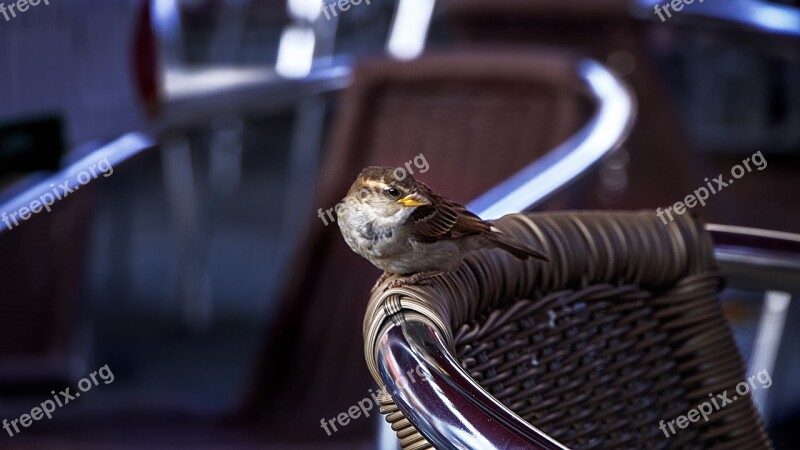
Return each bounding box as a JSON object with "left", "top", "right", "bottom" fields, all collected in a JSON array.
[{"left": 386, "top": 187, "right": 400, "bottom": 198}]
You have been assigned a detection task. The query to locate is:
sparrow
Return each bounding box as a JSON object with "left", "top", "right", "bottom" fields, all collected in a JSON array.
[{"left": 336, "top": 166, "right": 548, "bottom": 289}]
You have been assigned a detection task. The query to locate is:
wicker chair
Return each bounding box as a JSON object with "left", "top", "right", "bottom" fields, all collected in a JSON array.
[{"left": 363, "top": 211, "right": 774, "bottom": 449}]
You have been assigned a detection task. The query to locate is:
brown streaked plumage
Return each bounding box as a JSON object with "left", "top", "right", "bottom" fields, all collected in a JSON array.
[{"left": 336, "top": 166, "right": 548, "bottom": 289}]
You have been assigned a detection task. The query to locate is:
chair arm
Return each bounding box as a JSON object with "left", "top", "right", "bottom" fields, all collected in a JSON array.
[
  {"left": 371, "top": 313, "right": 567, "bottom": 450},
  {"left": 467, "top": 58, "right": 636, "bottom": 220},
  {"left": 0, "top": 132, "right": 156, "bottom": 237},
  {"left": 709, "top": 224, "right": 800, "bottom": 292},
  {"left": 157, "top": 57, "right": 354, "bottom": 130}
]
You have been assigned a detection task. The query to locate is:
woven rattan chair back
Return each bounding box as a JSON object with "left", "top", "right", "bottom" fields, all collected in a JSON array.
[{"left": 365, "top": 211, "right": 772, "bottom": 449}]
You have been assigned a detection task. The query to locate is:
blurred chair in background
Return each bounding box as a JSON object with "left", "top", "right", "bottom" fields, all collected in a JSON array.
[
  {"left": 134, "top": 0, "right": 345, "bottom": 329},
  {"left": 0, "top": 190, "right": 93, "bottom": 392},
  {"left": 0, "top": 134, "right": 155, "bottom": 394},
  {"left": 439, "top": 0, "right": 705, "bottom": 211},
  {"left": 439, "top": 0, "right": 800, "bottom": 232},
  {"left": 632, "top": 0, "right": 800, "bottom": 234}
]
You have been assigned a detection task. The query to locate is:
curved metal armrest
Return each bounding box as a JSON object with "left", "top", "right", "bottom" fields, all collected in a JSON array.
[
  {"left": 633, "top": 0, "right": 800, "bottom": 38},
  {"left": 0, "top": 132, "right": 156, "bottom": 237},
  {"left": 709, "top": 224, "right": 800, "bottom": 292},
  {"left": 708, "top": 224, "right": 800, "bottom": 420},
  {"left": 158, "top": 57, "right": 353, "bottom": 129},
  {"left": 376, "top": 314, "right": 567, "bottom": 450},
  {"left": 468, "top": 58, "right": 636, "bottom": 220}
]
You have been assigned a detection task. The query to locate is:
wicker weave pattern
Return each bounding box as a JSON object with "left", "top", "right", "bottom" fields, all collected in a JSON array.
[{"left": 365, "top": 211, "right": 772, "bottom": 450}]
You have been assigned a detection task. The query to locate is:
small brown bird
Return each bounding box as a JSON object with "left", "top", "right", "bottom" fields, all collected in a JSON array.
[{"left": 337, "top": 166, "right": 548, "bottom": 289}]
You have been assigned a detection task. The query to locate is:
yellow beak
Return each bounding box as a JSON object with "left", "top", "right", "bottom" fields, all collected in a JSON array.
[{"left": 397, "top": 194, "right": 429, "bottom": 207}]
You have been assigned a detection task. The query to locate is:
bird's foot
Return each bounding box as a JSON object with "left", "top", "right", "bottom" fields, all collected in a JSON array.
[
  {"left": 387, "top": 271, "right": 443, "bottom": 289},
  {"left": 371, "top": 272, "right": 394, "bottom": 293}
]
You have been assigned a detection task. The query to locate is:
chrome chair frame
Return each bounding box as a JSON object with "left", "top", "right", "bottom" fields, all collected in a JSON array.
[
  {"left": 0, "top": 132, "right": 157, "bottom": 237},
  {"left": 148, "top": 0, "right": 353, "bottom": 327},
  {"left": 469, "top": 59, "right": 636, "bottom": 221}
]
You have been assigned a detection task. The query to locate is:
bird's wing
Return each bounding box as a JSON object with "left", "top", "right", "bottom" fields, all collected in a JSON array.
[{"left": 408, "top": 184, "right": 490, "bottom": 242}]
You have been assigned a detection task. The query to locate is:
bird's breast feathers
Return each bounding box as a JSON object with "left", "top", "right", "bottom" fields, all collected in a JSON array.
[{"left": 339, "top": 206, "right": 403, "bottom": 258}]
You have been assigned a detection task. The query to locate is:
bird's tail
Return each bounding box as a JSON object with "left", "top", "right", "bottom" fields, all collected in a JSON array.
[{"left": 490, "top": 233, "right": 549, "bottom": 261}]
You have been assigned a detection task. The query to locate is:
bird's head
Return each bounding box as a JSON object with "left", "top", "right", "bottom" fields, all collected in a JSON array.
[{"left": 347, "top": 166, "right": 431, "bottom": 219}]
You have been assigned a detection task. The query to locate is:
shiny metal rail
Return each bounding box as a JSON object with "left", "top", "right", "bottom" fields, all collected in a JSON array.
[
  {"left": 710, "top": 224, "right": 800, "bottom": 291},
  {"left": 708, "top": 225, "right": 800, "bottom": 420},
  {"left": 157, "top": 58, "right": 353, "bottom": 130},
  {"left": 0, "top": 132, "right": 157, "bottom": 237},
  {"left": 468, "top": 58, "right": 637, "bottom": 220},
  {"left": 376, "top": 314, "right": 567, "bottom": 450},
  {"left": 149, "top": 0, "right": 354, "bottom": 130},
  {"left": 633, "top": 0, "right": 800, "bottom": 38}
]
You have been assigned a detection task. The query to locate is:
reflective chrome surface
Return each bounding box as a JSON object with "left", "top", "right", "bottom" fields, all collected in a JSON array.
[
  {"left": 387, "top": 0, "right": 436, "bottom": 60},
  {"left": 750, "top": 290, "right": 790, "bottom": 421},
  {"left": 375, "top": 315, "right": 568, "bottom": 450},
  {"left": 0, "top": 132, "right": 156, "bottom": 237},
  {"left": 468, "top": 59, "right": 636, "bottom": 220},
  {"left": 159, "top": 58, "right": 353, "bottom": 129},
  {"left": 151, "top": 0, "right": 353, "bottom": 129},
  {"left": 634, "top": 0, "right": 800, "bottom": 38},
  {"left": 706, "top": 225, "right": 800, "bottom": 426},
  {"left": 709, "top": 224, "right": 800, "bottom": 292}
]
